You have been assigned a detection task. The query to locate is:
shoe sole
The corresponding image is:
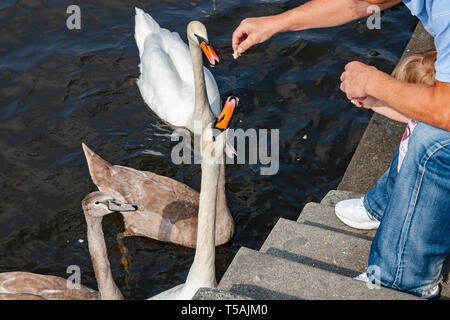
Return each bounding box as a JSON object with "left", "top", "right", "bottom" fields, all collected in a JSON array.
[{"left": 335, "top": 208, "right": 380, "bottom": 230}]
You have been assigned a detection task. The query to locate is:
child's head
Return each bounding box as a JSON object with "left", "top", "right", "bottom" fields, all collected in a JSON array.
[{"left": 392, "top": 50, "right": 437, "bottom": 86}]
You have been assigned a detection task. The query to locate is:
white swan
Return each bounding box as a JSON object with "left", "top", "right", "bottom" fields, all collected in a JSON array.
[
  {"left": 135, "top": 7, "right": 221, "bottom": 130},
  {"left": 0, "top": 193, "right": 138, "bottom": 300},
  {"left": 133, "top": 13, "right": 238, "bottom": 299},
  {"left": 81, "top": 99, "right": 234, "bottom": 301},
  {"left": 149, "top": 119, "right": 231, "bottom": 300}
]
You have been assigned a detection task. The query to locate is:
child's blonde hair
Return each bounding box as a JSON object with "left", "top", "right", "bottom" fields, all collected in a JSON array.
[{"left": 392, "top": 50, "right": 437, "bottom": 85}]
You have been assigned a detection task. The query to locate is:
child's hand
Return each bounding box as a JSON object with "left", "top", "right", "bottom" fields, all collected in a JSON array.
[
  {"left": 349, "top": 95, "right": 409, "bottom": 123},
  {"left": 350, "top": 96, "right": 382, "bottom": 109}
]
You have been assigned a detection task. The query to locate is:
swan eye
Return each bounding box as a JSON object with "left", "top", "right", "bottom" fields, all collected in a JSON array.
[{"left": 194, "top": 34, "right": 207, "bottom": 45}]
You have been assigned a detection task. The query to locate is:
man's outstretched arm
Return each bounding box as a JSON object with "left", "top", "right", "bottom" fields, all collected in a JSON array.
[{"left": 232, "top": 0, "right": 401, "bottom": 53}]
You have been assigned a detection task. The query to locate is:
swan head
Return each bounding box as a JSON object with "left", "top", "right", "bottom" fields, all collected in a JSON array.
[
  {"left": 201, "top": 96, "right": 239, "bottom": 163},
  {"left": 187, "top": 21, "right": 220, "bottom": 66},
  {"left": 82, "top": 192, "right": 138, "bottom": 218},
  {"left": 215, "top": 96, "right": 239, "bottom": 130}
]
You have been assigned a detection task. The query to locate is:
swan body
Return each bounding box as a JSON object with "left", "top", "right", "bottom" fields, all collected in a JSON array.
[
  {"left": 82, "top": 143, "right": 234, "bottom": 248},
  {"left": 0, "top": 193, "right": 137, "bottom": 300},
  {"left": 0, "top": 272, "right": 98, "bottom": 300},
  {"left": 135, "top": 7, "right": 221, "bottom": 130}
]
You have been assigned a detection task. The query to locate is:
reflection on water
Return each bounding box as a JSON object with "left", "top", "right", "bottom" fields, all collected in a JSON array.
[{"left": 0, "top": 0, "right": 417, "bottom": 299}]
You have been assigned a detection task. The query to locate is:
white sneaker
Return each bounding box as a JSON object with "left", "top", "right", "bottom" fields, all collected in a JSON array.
[
  {"left": 335, "top": 197, "right": 380, "bottom": 230},
  {"left": 354, "top": 272, "right": 380, "bottom": 288},
  {"left": 421, "top": 284, "right": 440, "bottom": 299},
  {"left": 355, "top": 272, "right": 440, "bottom": 299},
  {"left": 354, "top": 272, "right": 371, "bottom": 283}
]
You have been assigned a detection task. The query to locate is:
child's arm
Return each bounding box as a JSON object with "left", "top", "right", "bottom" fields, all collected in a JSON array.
[{"left": 353, "top": 96, "right": 410, "bottom": 123}]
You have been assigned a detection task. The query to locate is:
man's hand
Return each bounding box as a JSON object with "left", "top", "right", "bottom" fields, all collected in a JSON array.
[
  {"left": 231, "top": 0, "right": 401, "bottom": 55},
  {"left": 342, "top": 61, "right": 450, "bottom": 130},
  {"left": 232, "top": 16, "right": 279, "bottom": 54},
  {"left": 340, "top": 61, "right": 378, "bottom": 100}
]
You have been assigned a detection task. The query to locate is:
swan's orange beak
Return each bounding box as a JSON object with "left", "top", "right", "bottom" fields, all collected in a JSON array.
[
  {"left": 200, "top": 41, "right": 220, "bottom": 66},
  {"left": 215, "top": 96, "right": 239, "bottom": 130}
]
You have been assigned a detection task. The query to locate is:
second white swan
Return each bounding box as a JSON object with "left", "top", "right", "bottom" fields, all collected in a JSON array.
[{"left": 135, "top": 7, "right": 221, "bottom": 130}]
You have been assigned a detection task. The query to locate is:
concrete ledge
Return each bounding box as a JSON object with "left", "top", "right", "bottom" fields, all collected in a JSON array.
[{"left": 320, "top": 190, "right": 364, "bottom": 207}]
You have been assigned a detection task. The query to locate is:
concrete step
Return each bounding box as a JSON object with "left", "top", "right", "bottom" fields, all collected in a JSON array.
[
  {"left": 297, "top": 202, "right": 376, "bottom": 240},
  {"left": 193, "top": 288, "right": 252, "bottom": 300},
  {"left": 320, "top": 190, "right": 364, "bottom": 207},
  {"left": 260, "top": 218, "right": 370, "bottom": 278},
  {"left": 317, "top": 191, "right": 449, "bottom": 299},
  {"left": 217, "top": 246, "right": 420, "bottom": 300}
]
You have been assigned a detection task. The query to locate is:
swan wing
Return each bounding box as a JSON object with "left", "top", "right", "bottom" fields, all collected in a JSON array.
[
  {"left": 135, "top": 7, "right": 160, "bottom": 58},
  {"left": 0, "top": 272, "right": 98, "bottom": 300},
  {"left": 205, "top": 68, "right": 221, "bottom": 117},
  {"left": 137, "top": 29, "right": 196, "bottom": 127},
  {"left": 82, "top": 143, "right": 201, "bottom": 245},
  {"left": 82, "top": 144, "right": 199, "bottom": 207}
]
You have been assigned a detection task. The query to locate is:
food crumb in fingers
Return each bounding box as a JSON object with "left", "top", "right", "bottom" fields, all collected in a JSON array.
[{"left": 350, "top": 99, "right": 363, "bottom": 107}]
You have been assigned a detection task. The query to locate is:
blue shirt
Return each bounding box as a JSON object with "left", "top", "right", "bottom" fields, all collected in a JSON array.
[{"left": 403, "top": 0, "right": 450, "bottom": 83}]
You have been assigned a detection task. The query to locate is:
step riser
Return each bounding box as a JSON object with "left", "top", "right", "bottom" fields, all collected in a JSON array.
[
  {"left": 217, "top": 247, "right": 420, "bottom": 300},
  {"left": 204, "top": 190, "right": 443, "bottom": 300},
  {"left": 260, "top": 218, "right": 371, "bottom": 277}
]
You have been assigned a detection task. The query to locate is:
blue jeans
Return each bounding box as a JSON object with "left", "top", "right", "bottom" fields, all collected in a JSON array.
[{"left": 363, "top": 122, "right": 450, "bottom": 297}]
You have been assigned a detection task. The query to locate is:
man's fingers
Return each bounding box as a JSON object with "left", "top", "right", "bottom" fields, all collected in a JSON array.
[
  {"left": 232, "top": 26, "right": 246, "bottom": 51},
  {"left": 237, "top": 36, "right": 253, "bottom": 53},
  {"left": 232, "top": 19, "right": 250, "bottom": 51},
  {"left": 344, "top": 61, "right": 356, "bottom": 71}
]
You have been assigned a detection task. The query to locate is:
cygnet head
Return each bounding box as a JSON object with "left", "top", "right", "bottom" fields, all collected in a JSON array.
[{"left": 82, "top": 192, "right": 138, "bottom": 218}]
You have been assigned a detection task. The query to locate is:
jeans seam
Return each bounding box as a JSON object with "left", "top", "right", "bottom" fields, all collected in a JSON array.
[
  {"left": 392, "top": 140, "right": 450, "bottom": 290},
  {"left": 363, "top": 195, "right": 382, "bottom": 221}
]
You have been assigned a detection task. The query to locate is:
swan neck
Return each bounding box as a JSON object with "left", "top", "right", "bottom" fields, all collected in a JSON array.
[
  {"left": 85, "top": 215, "right": 123, "bottom": 300},
  {"left": 188, "top": 36, "right": 212, "bottom": 128},
  {"left": 185, "top": 149, "right": 221, "bottom": 288},
  {"left": 216, "top": 157, "right": 230, "bottom": 218}
]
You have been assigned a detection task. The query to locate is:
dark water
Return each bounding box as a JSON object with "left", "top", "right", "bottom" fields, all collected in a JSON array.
[{"left": 0, "top": 0, "right": 417, "bottom": 299}]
